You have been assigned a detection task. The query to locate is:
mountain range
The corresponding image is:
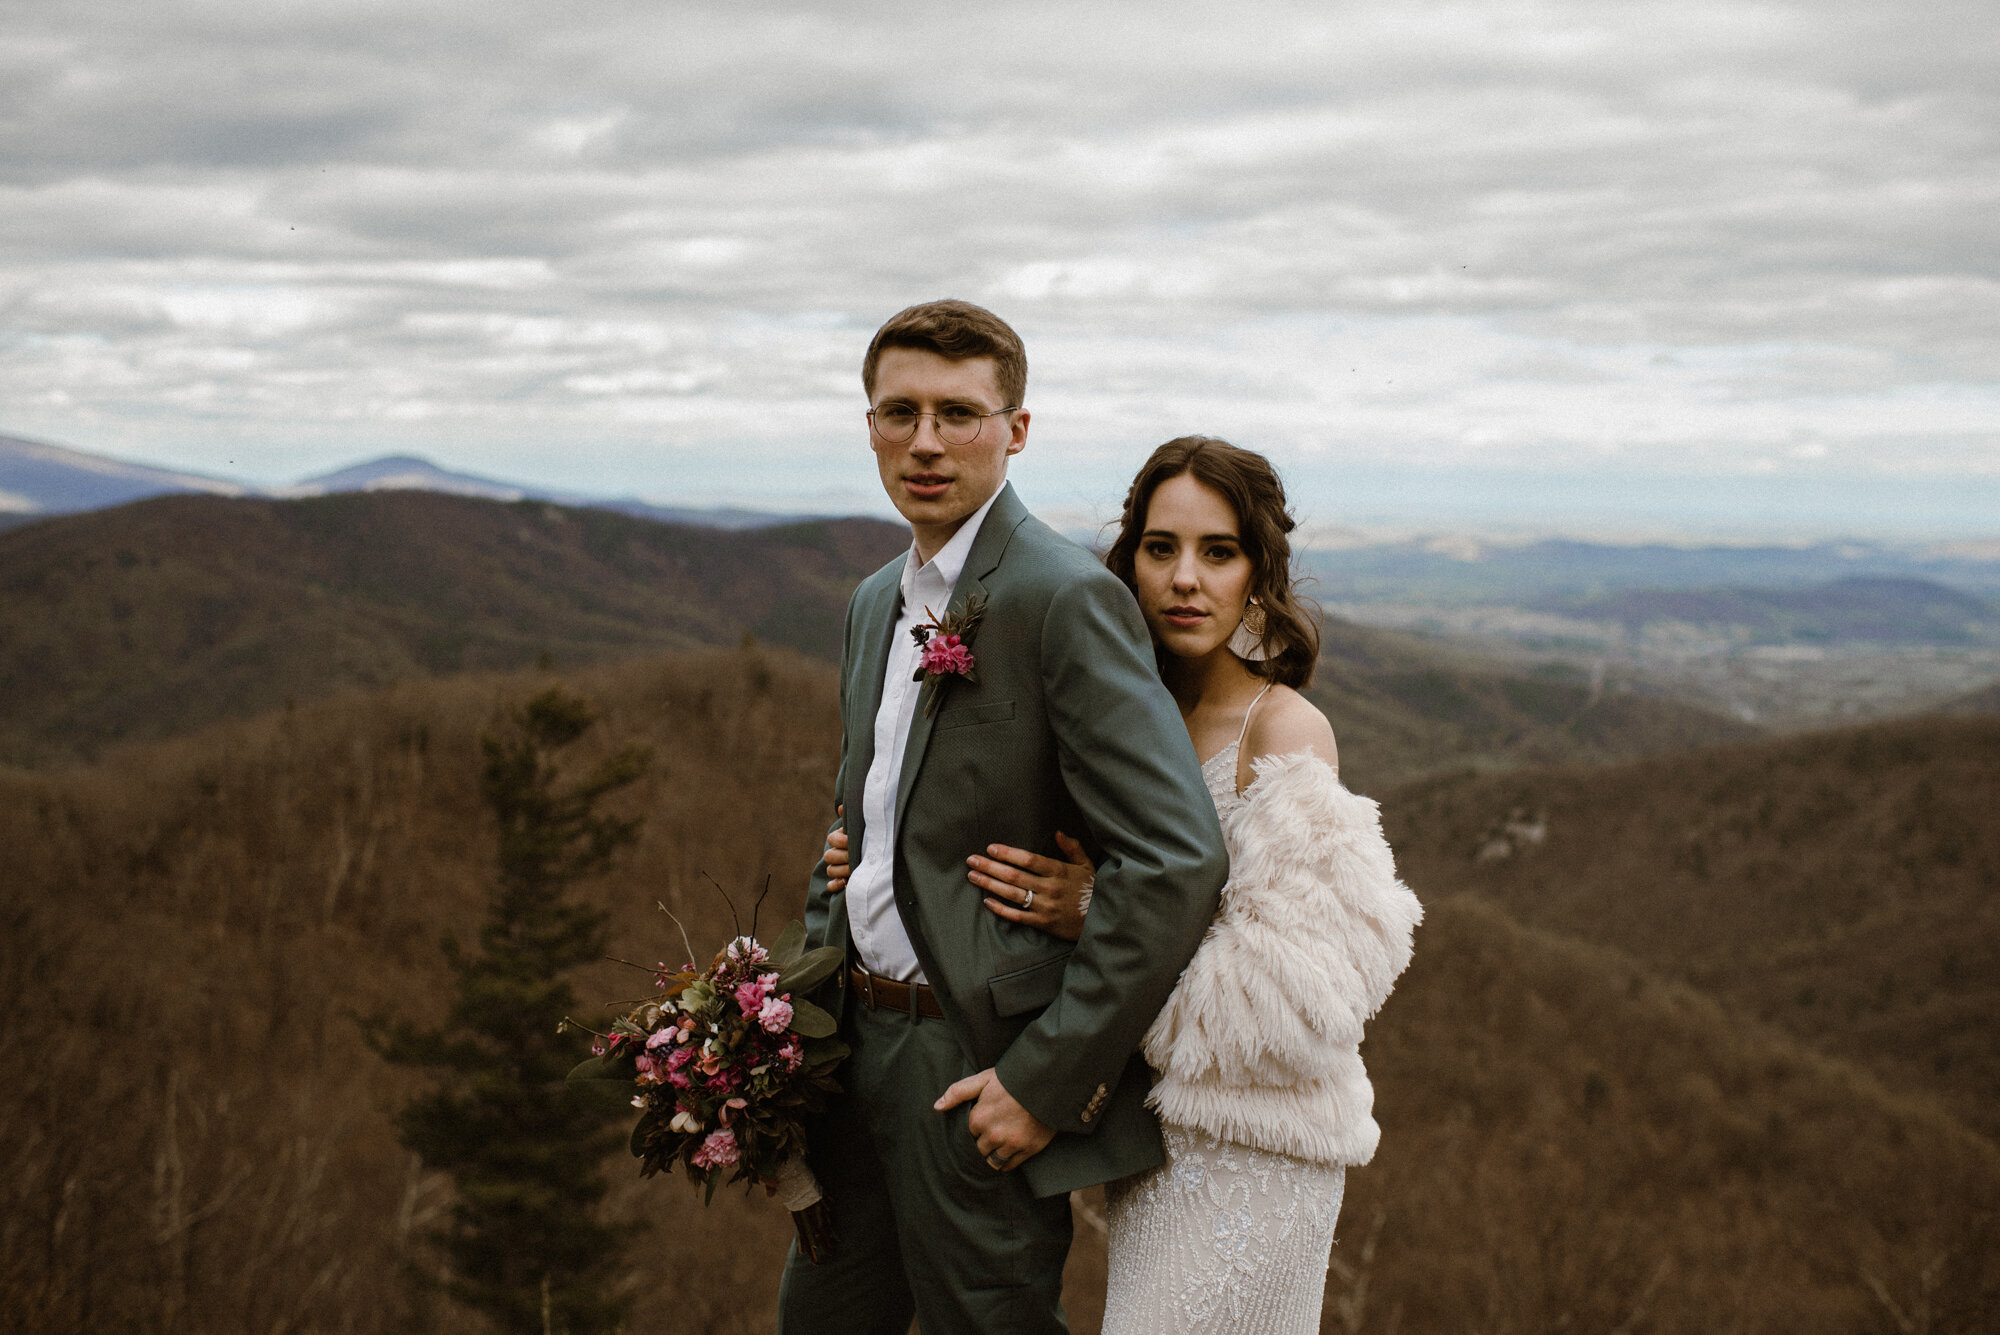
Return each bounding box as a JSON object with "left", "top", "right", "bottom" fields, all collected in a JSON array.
[
  {"left": 0, "top": 488, "right": 1756, "bottom": 777},
  {"left": 1543, "top": 575, "right": 2000, "bottom": 647},
  {"left": 0, "top": 433, "right": 809, "bottom": 531},
  {"left": 1305, "top": 533, "right": 2000, "bottom": 604},
  {"left": 0, "top": 490, "right": 908, "bottom": 765}
]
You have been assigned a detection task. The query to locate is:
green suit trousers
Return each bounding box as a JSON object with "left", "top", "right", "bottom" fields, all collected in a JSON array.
[{"left": 776, "top": 995, "right": 1073, "bottom": 1335}]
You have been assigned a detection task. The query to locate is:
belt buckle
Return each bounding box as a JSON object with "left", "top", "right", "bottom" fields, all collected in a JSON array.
[{"left": 859, "top": 967, "right": 877, "bottom": 1010}]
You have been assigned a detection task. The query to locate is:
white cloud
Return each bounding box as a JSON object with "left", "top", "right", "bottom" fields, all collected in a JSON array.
[{"left": 0, "top": 0, "right": 1992, "bottom": 530}]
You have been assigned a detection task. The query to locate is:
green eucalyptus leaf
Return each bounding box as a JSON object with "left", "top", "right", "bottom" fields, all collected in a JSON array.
[
  {"left": 768, "top": 920, "right": 808, "bottom": 968},
  {"left": 566, "top": 1056, "right": 622, "bottom": 1084},
  {"left": 787, "top": 996, "right": 839, "bottom": 1038},
  {"left": 776, "top": 945, "right": 843, "bottom": 995},
  {"left": 567, "top": 1080, "right": 633, "bottom": 1114},
  {"left": 802, "top": 1035, "right": 850, "bottom": 1066},
  {"left": 629, "top": 1112, "right": 659, "bottom": 1159}
]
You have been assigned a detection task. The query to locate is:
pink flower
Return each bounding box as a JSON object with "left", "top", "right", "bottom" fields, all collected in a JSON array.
[
  {"left": 691, "top": 1128, "right": 739, "bottom": 1170},
  {"left": 778, "top": 1037, "right": 804, "bottom": 1071},
  {"left": 757, "top": 994, "right": 794, "bottom": 1034},
  {"left": 734, "top": 974, "right": 774, "bottom": 1016},
  {"left": 920, "top": 634, "right": 975, "bottom": 678},
  {"left": 645, "top": 1029, "right": 674, "bottom": 1051}
]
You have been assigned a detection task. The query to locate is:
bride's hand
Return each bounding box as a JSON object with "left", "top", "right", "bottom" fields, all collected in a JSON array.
[
  {"left": 967, "top": 832, "right": 1094, "bottom": 942},
  {"left": 822, "top": 806, "right": 849, "bottom": 893}
]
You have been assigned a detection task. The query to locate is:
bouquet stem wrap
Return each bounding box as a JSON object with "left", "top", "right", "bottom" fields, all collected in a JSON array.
[
  {"left": 776, "top": 1155, "right": 834, "bottom": 1265},
  {"left": 771, "top": 1154, "right": 823, "bottom": 1210}
]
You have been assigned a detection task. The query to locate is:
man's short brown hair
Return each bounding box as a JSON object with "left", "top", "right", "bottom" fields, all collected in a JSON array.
[{"left": 861, "top": 299, "right": 1027, "bottom": 408}]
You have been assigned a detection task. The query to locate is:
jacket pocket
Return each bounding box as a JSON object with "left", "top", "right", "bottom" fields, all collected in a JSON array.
[
  {"left": 934, "top": 699, "right": 1016, "bottom": 730},
  {"left": 987, "top": 952, "right": 1070, "bottom": 1018}
]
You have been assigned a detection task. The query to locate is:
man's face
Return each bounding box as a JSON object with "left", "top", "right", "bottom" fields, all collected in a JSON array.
[{"left": 868, "top": 346, "right": 1028, "bottom": 556}]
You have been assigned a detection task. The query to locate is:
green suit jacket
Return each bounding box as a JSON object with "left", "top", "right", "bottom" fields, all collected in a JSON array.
[{"left": 805, "top": 482, "right": 1229, "bottom": 1198}]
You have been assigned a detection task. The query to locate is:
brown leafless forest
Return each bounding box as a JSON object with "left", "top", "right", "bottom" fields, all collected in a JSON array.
[{"left": 5, "top": 646, "right": 1996, "bottom": 1332}]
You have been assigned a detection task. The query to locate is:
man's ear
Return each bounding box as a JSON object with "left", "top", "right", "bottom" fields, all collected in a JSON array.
[{"left": 1006, "top": 408, "right": 1030, "bottom": 456}]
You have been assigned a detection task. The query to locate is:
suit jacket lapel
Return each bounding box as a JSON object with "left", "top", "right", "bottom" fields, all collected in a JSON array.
[{"left": 893, "top": 483, "right": 1028, "bottom": 832}]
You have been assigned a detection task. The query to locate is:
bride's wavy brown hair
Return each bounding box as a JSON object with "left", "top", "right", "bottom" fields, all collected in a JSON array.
[{"left": 1105, "top": 436, "right": 1320, "bottom": 689}]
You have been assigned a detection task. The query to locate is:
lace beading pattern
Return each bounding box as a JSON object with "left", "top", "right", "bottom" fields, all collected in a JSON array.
[
  {"left": 1102, "top": 1122, "right": 1345, "bottom": 1334},
  {"left": 1098, "top": 739, "right": 1346, "bottom": 1334}
]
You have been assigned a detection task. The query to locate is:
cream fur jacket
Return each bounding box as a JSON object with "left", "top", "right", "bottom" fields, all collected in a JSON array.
[{"left": 1141, "top": 751, "right": 1422, "bottom": 1166}]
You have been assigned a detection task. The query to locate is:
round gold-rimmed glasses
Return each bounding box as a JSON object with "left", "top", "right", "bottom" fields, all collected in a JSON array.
[{"left": 868, "top": 404, "right": 1018, "bottom": 447}]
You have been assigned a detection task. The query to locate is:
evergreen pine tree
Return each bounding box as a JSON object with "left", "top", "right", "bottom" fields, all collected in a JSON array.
[{"left": 370, "top": 686, "right": 648, "bottom": 1334}]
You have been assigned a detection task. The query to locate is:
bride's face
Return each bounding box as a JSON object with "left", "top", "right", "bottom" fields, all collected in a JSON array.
[{"left": 1133, "top": 472, "right": 1255, "bottom": 662}]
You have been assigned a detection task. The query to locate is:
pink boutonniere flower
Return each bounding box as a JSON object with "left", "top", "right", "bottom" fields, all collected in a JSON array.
[{"left": 911, "top": 594, "right": 988, "bottom": 716}]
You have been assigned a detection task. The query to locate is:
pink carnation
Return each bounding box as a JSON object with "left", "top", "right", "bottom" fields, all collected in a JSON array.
[
  {"left": 757, "top": 994, "right": 794, "bottom": 1033},
  {"left": 920, "top": 634, "right": 975, "bottom": 677},
  {"left": 734, "top": 973, "right": 776, "bottom": 1016},
  {"left": 691, "top": 1128, "right": 739, "bottom": 1170}
]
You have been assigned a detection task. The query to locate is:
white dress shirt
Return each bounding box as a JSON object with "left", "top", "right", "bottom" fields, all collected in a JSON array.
[{"left": 845, "top": 485, "right": 1006, "bottom": 983}]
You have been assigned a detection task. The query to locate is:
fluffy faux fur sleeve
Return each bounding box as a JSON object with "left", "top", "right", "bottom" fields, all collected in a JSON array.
[{"left": 1141, "top": 751, "right": 1422, "bottom": 1164}]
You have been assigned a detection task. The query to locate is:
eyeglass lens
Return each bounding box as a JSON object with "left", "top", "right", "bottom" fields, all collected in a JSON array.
[{"left": 871, "top": 406, "right": 999, "bottom": 446}]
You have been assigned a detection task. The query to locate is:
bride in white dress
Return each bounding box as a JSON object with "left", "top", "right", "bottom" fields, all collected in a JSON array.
[
  {"left": 972, "top": 437, "right": 1420, "bottom": 1333},
  {"left": 824, "top": 437, "right": 1420, "bottom": 1333}
]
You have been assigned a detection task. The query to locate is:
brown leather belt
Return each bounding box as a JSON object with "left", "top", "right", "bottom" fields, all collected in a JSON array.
[{"left": 848, "top": 963, "right": 945, "bottom": 1019}]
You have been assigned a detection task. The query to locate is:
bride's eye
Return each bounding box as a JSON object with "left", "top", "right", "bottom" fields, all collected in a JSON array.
[
  {"left": 1143, "top": 540, "right": 1174, "bottom": 559},
  {"left": 1206, "top": 544, "right": 1240, "bottom": 561}
]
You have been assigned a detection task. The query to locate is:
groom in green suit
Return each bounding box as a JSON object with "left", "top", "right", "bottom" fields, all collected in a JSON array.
[{"left": 776, "top": 300, "right": 1228, "bottom": 1335}]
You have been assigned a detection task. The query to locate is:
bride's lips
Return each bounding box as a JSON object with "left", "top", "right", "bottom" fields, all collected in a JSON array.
[
  {"left": 1160, "top": 605, "right": 1208, "bottom": 629},
  {"left": 904, "top": 473, "right": 951, "bottom": 501}
]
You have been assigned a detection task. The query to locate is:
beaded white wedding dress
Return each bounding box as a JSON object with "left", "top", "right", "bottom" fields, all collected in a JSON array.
[{"left": 1099, "top": 737, "right": 1347, "bottom": 1335}]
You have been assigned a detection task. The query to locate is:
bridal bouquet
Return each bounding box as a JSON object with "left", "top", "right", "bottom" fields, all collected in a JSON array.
[{"left": 567, "top": 918, "right": 848, "bottom": 1260}]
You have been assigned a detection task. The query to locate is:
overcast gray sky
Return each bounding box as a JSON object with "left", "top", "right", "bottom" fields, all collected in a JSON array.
[{"left": 3, "top": 0, "right": 1996, "bottom": 535}]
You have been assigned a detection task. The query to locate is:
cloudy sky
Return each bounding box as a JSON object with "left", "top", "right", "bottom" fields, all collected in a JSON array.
[{"left": 4, "top": 0, "right": 1996, "bottom": 536}]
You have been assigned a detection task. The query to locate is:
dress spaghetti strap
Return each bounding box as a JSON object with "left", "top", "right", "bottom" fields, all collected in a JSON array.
[{"left": 1234, "top": 683, "right": 1274, "bottom": 753}]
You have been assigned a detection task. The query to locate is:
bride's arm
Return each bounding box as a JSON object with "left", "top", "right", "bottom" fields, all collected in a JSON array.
[{"left": 1143, "top": 747, "right": 1421, "bottom": 1086}]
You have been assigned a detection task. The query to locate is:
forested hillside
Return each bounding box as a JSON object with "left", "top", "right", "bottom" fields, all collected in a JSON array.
[
  {"left": 6, "top": 649, "right": 1994, "bottom": 1333},
  {"left": 0, "top": 492, "right": 906, "bottom": 765},
  {"left": 1383, "top": 714, "right": 2000, "bottom": 1140},
  {"left": 0, "top": 491, "right": 1756, "bottom": 782}
]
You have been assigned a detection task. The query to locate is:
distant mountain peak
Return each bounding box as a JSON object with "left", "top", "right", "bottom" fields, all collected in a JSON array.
[
  {"left": 284, "top": 454, "right": 532, "bottom": 502},
  {"left": 0, "top": 432, "right": 250, "bottom": 516},
  {"left": 0, "top": 433, "right": 833, "bottom": 532}
]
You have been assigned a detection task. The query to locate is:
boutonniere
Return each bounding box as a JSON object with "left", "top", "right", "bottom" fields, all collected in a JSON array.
[{"left": 911, "top": 593, "right": 986, "bottom": 716}]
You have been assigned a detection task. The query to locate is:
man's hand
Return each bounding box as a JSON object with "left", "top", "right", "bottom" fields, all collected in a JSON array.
[
  {"left": 821, "top": 805, "right": 849, "bottom": 892},
  {"left": 934, "top": 1068, "right": 1055, "bottom": 1173}
]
